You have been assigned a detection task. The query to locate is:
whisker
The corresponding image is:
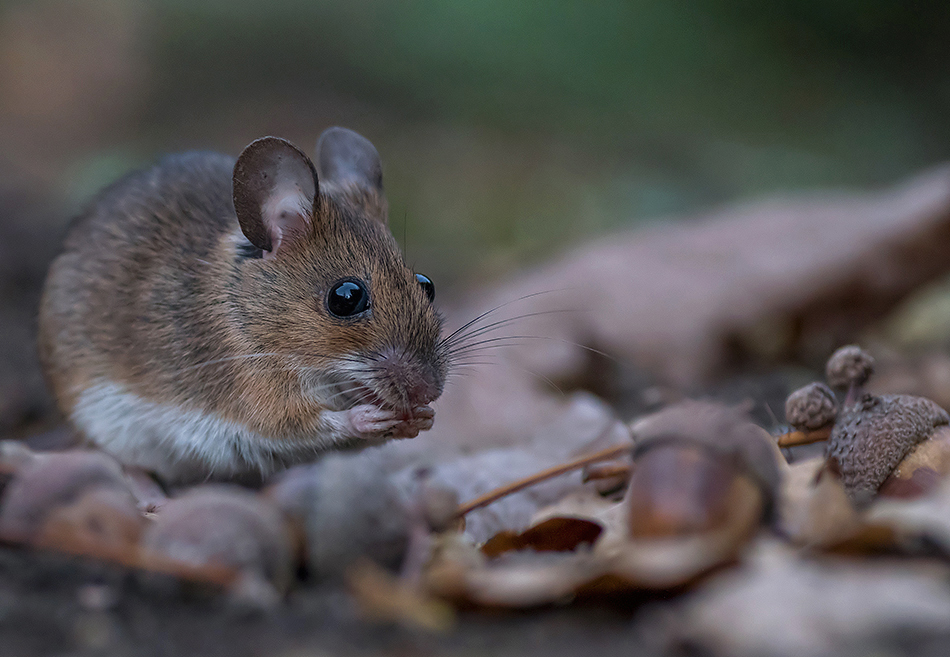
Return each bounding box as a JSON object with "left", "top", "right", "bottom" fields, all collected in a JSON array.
[
  {"left": 520, "top": 367, "right": 566, "bottom": 397},
  {"left": 441, "top": 308, "right": 582, "bottom": 350},
  {"left": 448, "top": 335, "right": 619, "bottom": 364},
  {"left": 439, "top": 289, "right": 569, "bottom": 345}
]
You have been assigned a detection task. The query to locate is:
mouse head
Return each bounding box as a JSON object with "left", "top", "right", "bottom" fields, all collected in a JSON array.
[{"left": 231, "top": 128, "right": 446, "bottom": 413}]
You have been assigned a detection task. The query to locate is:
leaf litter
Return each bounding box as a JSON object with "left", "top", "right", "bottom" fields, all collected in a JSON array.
[{"left": 5, "top": 346, "right": 950, "bottom": 654}]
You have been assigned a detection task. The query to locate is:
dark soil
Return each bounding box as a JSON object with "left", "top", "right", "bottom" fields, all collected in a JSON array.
[{"left": 0, "top": 544, "right": 664, "bottom": 657}]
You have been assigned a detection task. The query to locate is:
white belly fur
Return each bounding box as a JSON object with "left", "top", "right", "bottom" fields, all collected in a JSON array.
[{"left": 72, "top": 380, "right": 326, "bottom": 483}]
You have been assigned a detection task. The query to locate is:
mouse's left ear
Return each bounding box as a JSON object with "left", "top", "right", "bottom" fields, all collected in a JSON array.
[
  {"left": 233, "top": 137, "right": 318, "bottom": 258},
  {"left": 316, "top": 127, "right": 387, "bottom": 224}
]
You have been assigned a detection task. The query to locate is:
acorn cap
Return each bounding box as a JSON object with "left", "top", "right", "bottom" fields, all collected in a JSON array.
[
  {"left": 826, "top": 345, "right": 875, "bottom": 390},
  {"left": 785, "top": 382, "right": 838, "bottom": 432},
  {"left": 825, "top": 394, "right": 949, "bottom": 505}
]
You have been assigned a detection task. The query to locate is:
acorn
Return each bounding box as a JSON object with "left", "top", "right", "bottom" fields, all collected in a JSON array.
[
  {"left": 826, "top": 345, "right": 874, "bottom": 405},
  {"left": 626, "top": 401, "right": 781, "bottom": 538},
  {"left": 0, "top": 450, "right": 135, "bottom": 541},
  {"left": 877, "top": 426, "right": 950, "bottom": 499},
  {"left": 37, "top": 487, "right": 143, "bottom": 552},
  {"left": 777, "top": 382, "right": 839, "bottom": 449},
  {"left": 825, "top": 393, "right": 949, "bottom": 506},
  {"left": 785, "top": 382, "right": 837, "bottom": 433},
  {"left": 142, "top": 486, "right": 295, "bottom": 597}
]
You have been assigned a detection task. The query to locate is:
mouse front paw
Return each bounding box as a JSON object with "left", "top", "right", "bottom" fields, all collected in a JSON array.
[
  {"left": 325, "top": 404, "right": 436, "bottom": 445},
  {"left": 346, "top": 405, "right": 402, "bottom": 439},
  {"left": 392, "top": 405, "right": 434, "bottom": 439}
]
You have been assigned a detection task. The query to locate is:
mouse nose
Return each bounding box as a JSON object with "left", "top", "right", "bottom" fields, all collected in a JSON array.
[
  {"left": 406, "top": 378, "right": 440, "bottom": 406},
  {"left": 376, "top": 347, "right": 444, "bottom": 408}
]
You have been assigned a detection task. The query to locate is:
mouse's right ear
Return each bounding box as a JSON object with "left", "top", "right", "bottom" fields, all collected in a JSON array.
[
  {"left": 233, "top": 137, "right": 318, "bottom": 259},
  {"left": 316, "top": 127, "right": 387, "bottom": 223}
]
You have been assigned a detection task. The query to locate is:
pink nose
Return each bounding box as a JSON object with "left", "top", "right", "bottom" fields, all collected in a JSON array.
[
  {"left": 407, "top": 379, "right": 439, "bottom": 406},
  {"left": 377, "top": 348, "right": 443, "bottom": 407}
]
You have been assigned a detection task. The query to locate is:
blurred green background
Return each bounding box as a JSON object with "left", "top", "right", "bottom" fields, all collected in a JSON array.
[{"left": 3, "top": 0, "right": 950, "bottom": 295}]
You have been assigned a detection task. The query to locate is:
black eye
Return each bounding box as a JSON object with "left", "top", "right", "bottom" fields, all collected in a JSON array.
[
  {"left": 415, "top": 273, "right": 435, "bottom": 302},
  {"left": 326, "top": 279, "right": 370, "bottom": 318}
]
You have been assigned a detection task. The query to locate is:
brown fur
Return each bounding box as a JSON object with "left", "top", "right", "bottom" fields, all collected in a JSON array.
[{"left": 38, "top": 138, "right": 446, "bottom": 453}]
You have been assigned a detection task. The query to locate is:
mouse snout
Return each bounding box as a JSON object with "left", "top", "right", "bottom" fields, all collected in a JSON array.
[{"left": 375, "top": 348, "right": 443, "bottom": 407}]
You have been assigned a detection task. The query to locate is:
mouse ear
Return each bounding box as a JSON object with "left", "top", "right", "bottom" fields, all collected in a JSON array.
[
  {"left": 233, "top": 137, "right": 318, "bottom": 258},
  {"left": 316, "top": 127, "right": 387, "bottom": 223}
]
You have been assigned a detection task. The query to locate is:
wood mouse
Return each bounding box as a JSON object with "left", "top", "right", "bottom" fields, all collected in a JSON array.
[{"left": 38, "top": 128, "right": 448, "bottom": 484}]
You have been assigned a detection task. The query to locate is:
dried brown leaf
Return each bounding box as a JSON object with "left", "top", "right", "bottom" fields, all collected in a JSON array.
[
  {"left": 678, "top": 539, "right": 950, "bottom": 657},
  {"left": 779, "top": 458, "right": 864, "bottom": 547},
  {"left": 480, "top": 517, "right": 603, "bottom": 558},
  {"left": 869, "top": 479, "right": 950, "bottom": 556}
]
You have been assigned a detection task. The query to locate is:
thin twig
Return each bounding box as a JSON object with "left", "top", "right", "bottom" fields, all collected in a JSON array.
[
  {"left": 455, "top": 443, "right": 632, "bottom": 518},
  {"left": 775, "top": 425, "right": 833, "bottom": 448},
  {"left": 582, "top": 462, "right": 633, "bottom": 483}
]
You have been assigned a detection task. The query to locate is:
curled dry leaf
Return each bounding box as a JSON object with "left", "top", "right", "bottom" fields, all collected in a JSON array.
[
  {"left": 600, "top": 479, "right": 764, "bottom": 590},
  {"left": 422, "top": 394, "right": 633, "bottom": 544},
  {"left": 780, "top": 457, "right": 915, "bottom": 555},
  {"left": 581, "top": 460, "right": 633, "bottom": 496},
  {"left": 677, "top": 539, "right": 950, "bottom": 657},
  {"left": 779, "top": 457, "right": 865, "bottom": 547},
  {"left": 631, "top": 402, "right": 782, "bottom": 498},
  {"left": 480, "top": 517, "right": 604, "bottom": 558},
  {"left": 427, "top": 548, "right": 607, "bottom": 608},
  {"left": 609, "top": 402, "right": 780, "bottom": 585},
  {"left": 869, "top": 479, "right": 950, "bottom": 557},
  {"left": 627, "top": 401, "right": 780, "bottom": 536},
  {"left": 626, "top": 445, "right": 741, "bottom": 538}
]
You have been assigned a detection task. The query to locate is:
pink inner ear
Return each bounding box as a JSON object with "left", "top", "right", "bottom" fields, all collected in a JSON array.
[{"left": 261, "top": 182, "right": 312, "bottom": 257}]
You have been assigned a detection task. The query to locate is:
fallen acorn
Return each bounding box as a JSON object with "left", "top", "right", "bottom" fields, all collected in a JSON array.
[
  {"left": 265, "top": 453, "right": 411, "bottom": 581},
  {"left": 818, "top": 345, "right": 950, "bottom": 505},
  {"left": 778, "top": 382, "right": 837, "bottom": 448},
  {"left": 142, "top": 485, "right": 295, "bottom": 602},
  {"left": 626, "top": 401, "right": 781, "bottom": 539},
  {"left": 0, "top": 449, "right": 137, "bottom": 542},
  {"left": 826, "top": 392, "right": 949, "bottom": 506},
  {"left": 36, "top": 486, "right": 143, "bottom": 553},
  {"left": 826, "top": 344, "right": 875, "bottom": 397},
  {"left": 778, "top": 345, "right": 950, "bottom": 505}
]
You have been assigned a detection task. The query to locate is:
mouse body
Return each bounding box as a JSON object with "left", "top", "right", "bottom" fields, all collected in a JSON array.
[{"left": 38, "top": 129, "right": 447, "bottom": 484}]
